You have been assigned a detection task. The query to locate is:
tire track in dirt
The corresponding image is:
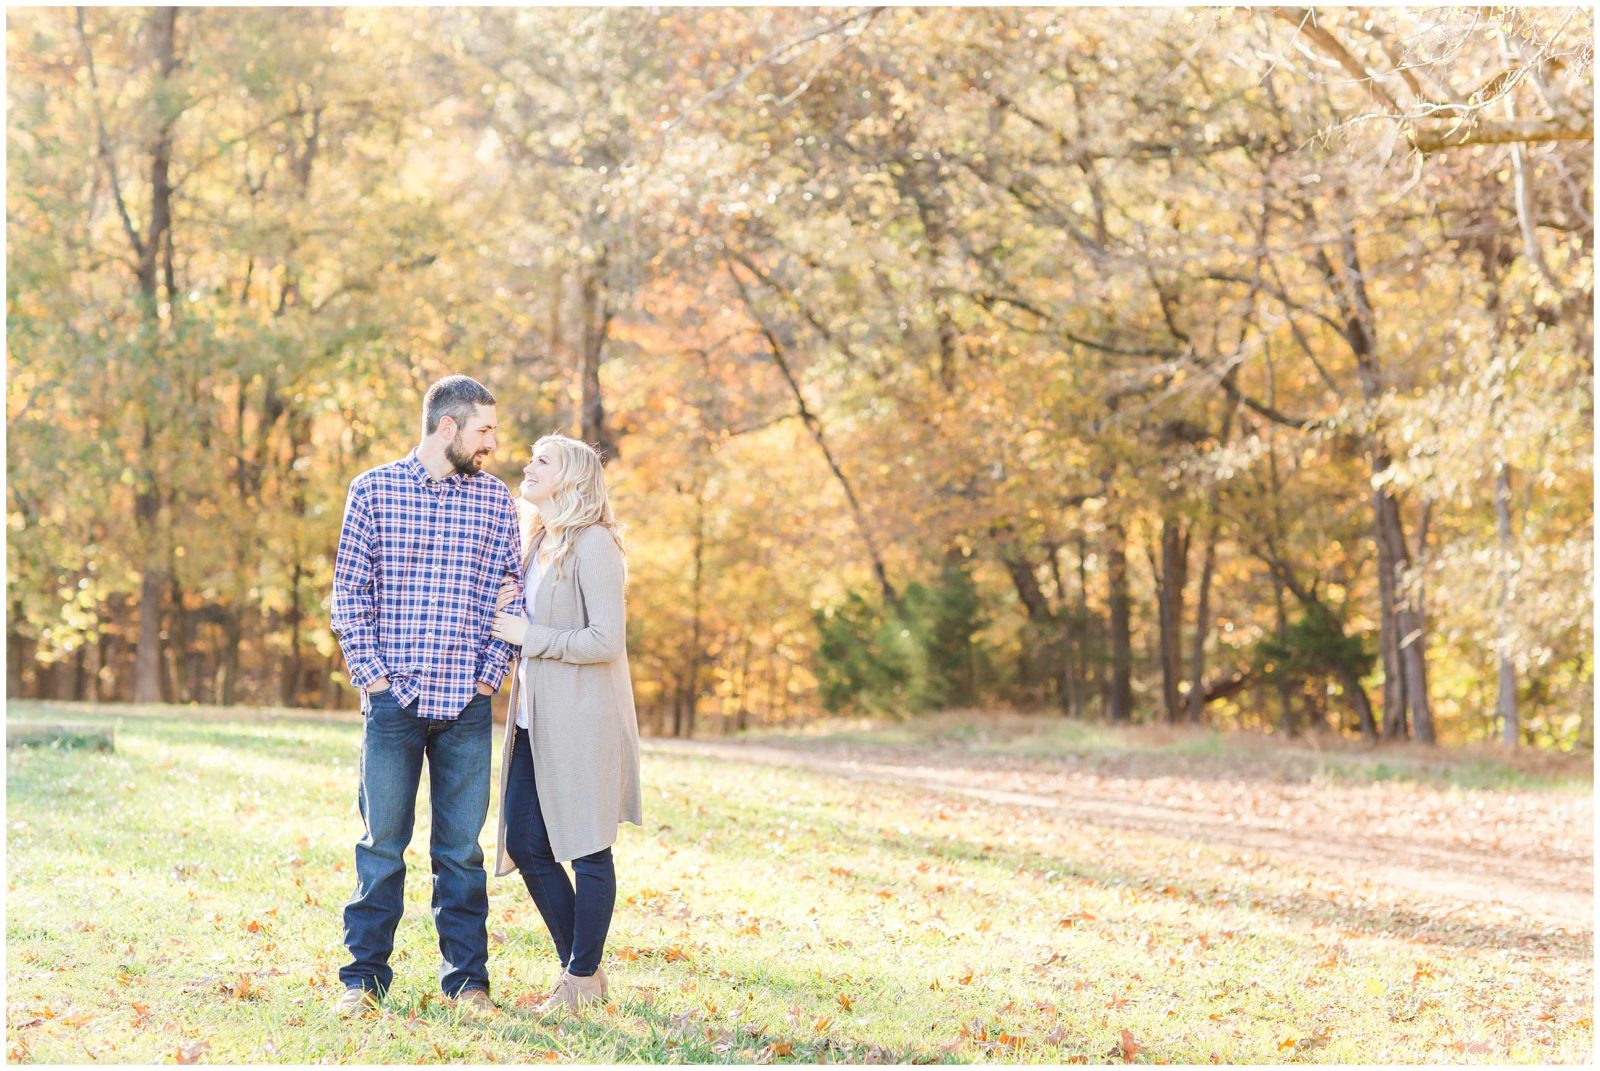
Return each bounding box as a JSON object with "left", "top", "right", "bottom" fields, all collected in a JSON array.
[{"left": 646, "top": 737, "right": 1594, "bottom": 928}]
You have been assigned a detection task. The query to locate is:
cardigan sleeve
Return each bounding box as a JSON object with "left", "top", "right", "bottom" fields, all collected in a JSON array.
[{"left": 520, "top": 527, "right": 627, "bottom": 665}]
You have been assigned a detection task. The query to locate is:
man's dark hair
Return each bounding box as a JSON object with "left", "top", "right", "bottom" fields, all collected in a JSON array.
[{"left": 422, "top": 375, "right": 496, "bottom": 436}]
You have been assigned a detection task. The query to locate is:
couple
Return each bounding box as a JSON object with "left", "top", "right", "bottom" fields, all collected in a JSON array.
[{"left": 328, "top": 375, "right": 642, "bottom": 1018}]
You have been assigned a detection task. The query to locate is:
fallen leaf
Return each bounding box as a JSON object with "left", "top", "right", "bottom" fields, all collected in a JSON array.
[
  {"left": 175, "top": 1040, "right": 208, "bottom": 1064},
  {"left": 1118, "top": 1028, "right": 1141, "bottom": 1062},
  {"left": 837, "top": 994, "right": 854, "bottom": 1011},
  {"left": 220, "top": 974, "right": 258, "bottom": 1001}
]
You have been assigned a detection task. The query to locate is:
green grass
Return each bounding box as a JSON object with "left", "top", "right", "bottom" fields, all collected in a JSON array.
[
  {"left": 6, "top": 701, "right": 1592, "bottom": 1063},
  {"left": 745, "top": 711, "right": 1593, "bottom": 793}
]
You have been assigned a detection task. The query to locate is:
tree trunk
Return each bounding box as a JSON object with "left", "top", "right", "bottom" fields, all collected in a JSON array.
[
  {"left": 1187, "top": 519, "right": 1220, "bottom": 725},
  {"left": 1402, "top": 500, "right": 1436, "bottom": 744},
  {"left": 579, "top": 259, "right": 620, "bottom": 462},
  {"left": 219, "top": 607, "right": 242, "bottom": 706},
  {"left": 1074, "top": 531, "right": 1093, "bottom": 717},
  {"left": 9, "top": 601, "right": 34, "bottom": 698},
  {"left": 279, "top": 561, "right": 304, "bottom": 707},
  {"left": 1372, "top": 479, "right": 1436, "bottom": 742},
  {"left": 998, "top": 539, "right": 1059, "bottom": 702},
  {"left": 1049, "top": 540, "right": 1083, "bottom": 716},
  {"left": 1157, "top": 515, "right": 1187, "bottom": 724},
  {"left": 1106, "top": 516, "right": 1134, "bottom": 722},
  {"left": 1371, "top": 462, "right": 1409, "bottom": 738},
  {"left": 1188, "top": 393, "right": 1237, "bottom": 725},
  {"left": 133, "top": 434, "right": 166, "bottom": 703},
  {"left": 1495, "top": 462, "right": 1519, "bottom": 745},
  {"left": 125, "top": 8, "right": 182, "bottom": 705},
  {"left": 684, "top": 487, "right": 706, "bottom": 740}
]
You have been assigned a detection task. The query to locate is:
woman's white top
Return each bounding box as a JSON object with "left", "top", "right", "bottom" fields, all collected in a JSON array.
[{"left": 515, "top": 552, "right": 550, "bottom": 730}]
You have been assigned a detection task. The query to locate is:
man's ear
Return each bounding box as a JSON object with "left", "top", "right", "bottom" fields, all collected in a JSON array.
[{"left": 438, "top": 415, "right": 457, "bottom": 441}]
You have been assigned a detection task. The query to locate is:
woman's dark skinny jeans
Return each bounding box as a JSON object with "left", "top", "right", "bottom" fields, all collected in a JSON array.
[{"left": 502, "top": 727, "right": 616, "bottom": 977}]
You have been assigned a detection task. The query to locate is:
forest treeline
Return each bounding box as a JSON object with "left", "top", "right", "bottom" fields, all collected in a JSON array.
[{"left": 6, "top": 7, "right": 1593, "bottom": 746}]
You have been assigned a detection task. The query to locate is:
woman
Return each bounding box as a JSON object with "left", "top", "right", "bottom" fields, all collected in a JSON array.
[{"left": 489, "top": 433, "right": 643, "bottom": 1015}]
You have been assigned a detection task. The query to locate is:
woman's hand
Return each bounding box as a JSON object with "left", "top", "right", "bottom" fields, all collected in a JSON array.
[
  {"left": 495, "top": 579, "right": 521, "bottom": 612},
  {"left": 491, "top": 612, "right": 530, "bottom": 646}
]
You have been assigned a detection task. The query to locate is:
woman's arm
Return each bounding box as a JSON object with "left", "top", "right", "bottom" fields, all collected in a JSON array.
[{"left": 519, "top": 529, "right": 626, "bottom": 665}]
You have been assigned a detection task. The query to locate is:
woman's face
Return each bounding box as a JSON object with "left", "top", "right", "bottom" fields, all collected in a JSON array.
[{"left": 519, "top": 444, "right": 564, "bottom": 508}]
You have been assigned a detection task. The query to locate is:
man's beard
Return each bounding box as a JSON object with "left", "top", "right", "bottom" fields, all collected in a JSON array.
[{"left": 446, "top": 439, "right": 487, "bottom": 476}]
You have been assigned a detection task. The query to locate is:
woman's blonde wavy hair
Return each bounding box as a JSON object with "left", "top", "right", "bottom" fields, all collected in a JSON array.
[{"left": 519, "top": 434, "right": 625, "bottom": 580}]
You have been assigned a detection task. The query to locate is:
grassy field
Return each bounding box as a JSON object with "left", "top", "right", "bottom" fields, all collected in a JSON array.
[{"left": 5, "top": 700, "right": 1593, "bottom": 1064}]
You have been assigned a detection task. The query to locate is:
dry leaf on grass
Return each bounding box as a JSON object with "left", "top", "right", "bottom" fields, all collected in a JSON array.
[
  {"left": 175, "top": 1039, "right": 208, "bottom": 1064},
  {"left": 1117, "top": 1029, "right": 1141, "bottom": 1063}
]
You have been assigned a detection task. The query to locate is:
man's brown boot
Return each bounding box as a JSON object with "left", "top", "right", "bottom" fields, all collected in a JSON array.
[
  {"left": 452, "top": 988, "right": 498, "bottom": 1017},
  {"left": 333, "top": 987, "right": 380, "bottom": 1019}
]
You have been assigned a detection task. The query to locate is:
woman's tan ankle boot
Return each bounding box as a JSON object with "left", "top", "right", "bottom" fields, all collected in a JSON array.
[{"left": 536, "top": 968, "right": 606, "bottom": 1015}]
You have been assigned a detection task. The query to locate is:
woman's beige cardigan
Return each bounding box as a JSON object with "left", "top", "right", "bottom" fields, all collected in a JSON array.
[{"left": 494, "top": 524, "right": 643, "bottom": 872}]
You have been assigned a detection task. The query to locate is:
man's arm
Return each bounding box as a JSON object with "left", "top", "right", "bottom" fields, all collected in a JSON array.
[
  {"left": 331, "top": 481, "right": 391, "bottom": 690},
  {"left": 474, "top": 492, "right": 525, "bottom": 693}
]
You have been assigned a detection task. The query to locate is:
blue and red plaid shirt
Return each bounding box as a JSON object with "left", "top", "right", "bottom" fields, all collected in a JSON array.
[{"left": 331, "top": 450, "right": 526, "bottom": 721}]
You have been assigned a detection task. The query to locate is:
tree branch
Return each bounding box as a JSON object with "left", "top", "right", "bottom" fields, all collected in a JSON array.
[{"left": 74, "top": 8, "right": 144, "bottom": 264}]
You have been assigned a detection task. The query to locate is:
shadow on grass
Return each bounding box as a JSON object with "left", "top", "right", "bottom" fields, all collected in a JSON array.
[{"left": 480, "top": 988, "right": 958, "bottom": 1064}]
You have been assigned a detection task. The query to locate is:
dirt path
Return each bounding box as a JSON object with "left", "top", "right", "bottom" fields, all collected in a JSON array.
[{"left": 645, "top": 736, "right": 1593, "bottom": 932}]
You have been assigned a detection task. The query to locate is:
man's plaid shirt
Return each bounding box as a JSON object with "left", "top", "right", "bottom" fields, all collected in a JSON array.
[{"left": 331, "top": 450, "right": 526, "bottom": 721}]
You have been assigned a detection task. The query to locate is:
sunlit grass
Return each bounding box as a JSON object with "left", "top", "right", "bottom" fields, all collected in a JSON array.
[
  {"left": 743, "top": 710, "right": 1592, "bottom": 792},
  {"left": 6, "top": 701, "right": 1592, "bottom": 1063}
]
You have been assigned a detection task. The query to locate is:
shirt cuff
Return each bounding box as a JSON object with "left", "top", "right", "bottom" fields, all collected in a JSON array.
[
  {"left": 476, "top": 661, "right": 508, "bottom": 692},
  {"left": 347, "top": 657, "right": 390, "bottom": 690}
]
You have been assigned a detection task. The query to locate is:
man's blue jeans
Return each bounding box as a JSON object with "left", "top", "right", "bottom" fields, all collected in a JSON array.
[{"left": 339, "top": 690, "right": 492, "bottom": 997}]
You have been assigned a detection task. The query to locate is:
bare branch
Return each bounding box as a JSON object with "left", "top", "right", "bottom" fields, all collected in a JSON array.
[
  {"left": 668, "top": 7, "right": 885, "bottom": 130},
  {"left": 1412, "top": 114, "right": 1593, "bottom": 152},
  {"left": 74, "top": 8, "right": 144, "bottom": 264}
]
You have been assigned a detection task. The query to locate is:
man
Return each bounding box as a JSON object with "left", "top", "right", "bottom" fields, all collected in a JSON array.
[{"left": 329, "top": 375, "right": 524, "bottom": 1017}]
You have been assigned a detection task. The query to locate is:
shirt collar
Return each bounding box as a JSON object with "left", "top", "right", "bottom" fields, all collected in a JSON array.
[{"left": 403, "top": 449, "right": 469, "bottom": 490}]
